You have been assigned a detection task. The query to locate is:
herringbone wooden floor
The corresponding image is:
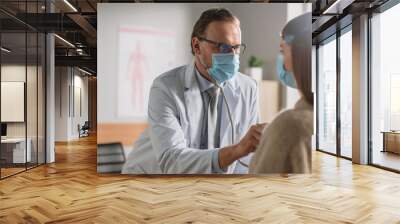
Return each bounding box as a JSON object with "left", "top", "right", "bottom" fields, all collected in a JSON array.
[{"left": 1, "top": 135, "right": 400, "bottom": 223}]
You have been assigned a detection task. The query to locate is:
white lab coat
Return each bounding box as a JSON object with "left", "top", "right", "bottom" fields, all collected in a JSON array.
[{"left": 121, "top": 61, "right": 259, "bottom": 174}]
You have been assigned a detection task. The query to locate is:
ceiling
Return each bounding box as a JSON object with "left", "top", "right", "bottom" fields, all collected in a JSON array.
[{"left": 0, "top": 0, "right": 394, "bottom": 74}]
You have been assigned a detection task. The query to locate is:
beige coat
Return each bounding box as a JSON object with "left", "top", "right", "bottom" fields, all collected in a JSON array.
[{"left": 249, "top": 98, "right": 313, "bottom": 174}]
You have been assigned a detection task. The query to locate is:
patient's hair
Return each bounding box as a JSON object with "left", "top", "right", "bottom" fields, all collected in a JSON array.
[
  {"left": 282, "top": 13, "right": 313, "bottom": 105},
  {"left": 191, "top": 8, "right": 237, "bottom": 55}
]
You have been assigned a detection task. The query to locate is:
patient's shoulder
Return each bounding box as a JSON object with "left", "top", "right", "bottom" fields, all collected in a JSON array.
[{"left": 268, "top": 107, "right": 313, "bottom": 135}]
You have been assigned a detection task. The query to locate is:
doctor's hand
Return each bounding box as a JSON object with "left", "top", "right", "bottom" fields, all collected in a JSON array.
[
  {"left": 235, "top": 123, "right": 267, "bottom": 157},
  {"left": 217, "top": 123, "right": 267, "bottom": 170}
]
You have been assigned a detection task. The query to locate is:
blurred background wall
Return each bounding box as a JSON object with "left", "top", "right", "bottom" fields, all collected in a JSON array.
[{"left": 97, "top": 3, "right": 311, "bottom": 153}]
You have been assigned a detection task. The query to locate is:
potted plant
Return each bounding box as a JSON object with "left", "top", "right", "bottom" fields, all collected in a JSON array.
[{"left": 246, "top": 55, "right": 264, "bottom": 81}]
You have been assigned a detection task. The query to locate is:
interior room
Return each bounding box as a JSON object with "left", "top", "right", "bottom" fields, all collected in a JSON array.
[
  {"left": 0, "top": 19, "right": 46, "bottom": 178},
  {"left": 0, "top": 0, "right": 400, "bottom": 223},
  {"left": 96, "top": 3, "right": 308, "bottom": 173}
]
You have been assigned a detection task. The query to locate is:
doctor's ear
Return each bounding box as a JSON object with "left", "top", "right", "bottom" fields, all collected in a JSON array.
[{"left": 192, "top": 37, "right": 201, "bottom": 55}]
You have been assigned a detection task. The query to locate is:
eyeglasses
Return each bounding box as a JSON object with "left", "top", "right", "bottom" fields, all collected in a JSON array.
[{"left": 198, "top": 37, "right": 246, "bottom": 55}]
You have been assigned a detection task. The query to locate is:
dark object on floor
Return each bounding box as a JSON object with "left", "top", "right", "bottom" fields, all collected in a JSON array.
[
  {"left": 79, "top": 121, "right": 90, "bottom": 138},
  {"left": 97, "top": 142, "right": 126, "bottom": 173}
]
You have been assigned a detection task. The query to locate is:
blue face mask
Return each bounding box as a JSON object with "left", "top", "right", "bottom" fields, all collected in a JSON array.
[
  {"left": 207, "top": 53, "right": 240, "bottom": 84},
  {"left": 276, "top": 53, "right": 297, "bottom": 88}
]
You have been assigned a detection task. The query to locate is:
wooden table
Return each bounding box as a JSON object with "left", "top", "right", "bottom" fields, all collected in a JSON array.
[
  {"left": 381, "top": 131, "right": 400, "bottom": 154},
  {"left": 0, "top": 138, "right": 31, "bottom": 165}
]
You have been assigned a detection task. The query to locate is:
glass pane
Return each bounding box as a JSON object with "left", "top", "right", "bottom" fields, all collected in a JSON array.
[
  {"left": 27, "top": 31, "right": 38, "bottom": 169},
  {"left": 317, "top": 37, "right": 337, "bottom": 154},
  {"left": 371, "top": 3, "right": 400, "bottom": 171},
  {"left": 1, "top": 31, "right": 27, "bottom": 177},
  {"left": 38, "top": 33, "right": 45, "bottom": 165},
  {"left": 340, "top": 29, "right": 352, "bottom": 158}
]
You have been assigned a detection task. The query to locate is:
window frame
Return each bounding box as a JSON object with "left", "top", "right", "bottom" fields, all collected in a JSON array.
[{"left": 315, "top": 22, "right": 353, "bottom": 161}]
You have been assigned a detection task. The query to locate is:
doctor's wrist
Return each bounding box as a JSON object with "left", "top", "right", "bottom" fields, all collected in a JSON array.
[
  {"left": 233, "top": 143, "right": 249, "bottom": 159},
  {"left": 218, "top": 144, "right": 244, "bottom": 170}
]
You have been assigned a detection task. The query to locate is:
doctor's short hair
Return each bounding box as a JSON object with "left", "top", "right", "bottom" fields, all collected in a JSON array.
[
  {"left": 282, "top": 12, "right": 313, "bottom": 105},
  {"left": 191, "top": 8, "right": 237, "bottom": 55}
]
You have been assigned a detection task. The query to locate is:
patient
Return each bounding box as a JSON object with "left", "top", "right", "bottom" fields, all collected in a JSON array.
[{"left": 249, "top": 13, "right": 313, "bottom": 174}]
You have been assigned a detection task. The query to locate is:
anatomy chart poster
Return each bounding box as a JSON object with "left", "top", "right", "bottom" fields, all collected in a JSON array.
[{"left": 117, "top": 26, "right": 176, "bottom": 120}]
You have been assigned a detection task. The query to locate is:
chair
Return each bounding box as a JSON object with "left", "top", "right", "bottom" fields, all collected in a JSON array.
[
  {"left": 78, "top": 121, "right": 90, "bottom": 138},
  {"left": 97, "top": 142, "right": 126, "bottom": 173}
]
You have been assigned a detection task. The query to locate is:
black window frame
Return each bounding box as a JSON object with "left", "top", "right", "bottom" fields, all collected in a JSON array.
[{"left": 315, "top": 19, "right": 353, "bottom": 161}]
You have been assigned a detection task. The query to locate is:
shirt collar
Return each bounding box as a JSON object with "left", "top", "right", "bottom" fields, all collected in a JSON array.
[{"left": 194, "top": 66, "right": 225, "bottom": 92}]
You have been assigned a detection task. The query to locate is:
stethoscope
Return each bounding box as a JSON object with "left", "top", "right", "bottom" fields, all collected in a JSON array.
[{"left": 211, "top": 79, "right": 249, "bottom": 168}]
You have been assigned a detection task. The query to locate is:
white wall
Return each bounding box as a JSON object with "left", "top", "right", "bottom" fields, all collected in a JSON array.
[
  {"left": 1, "top": 65, "right": 40, "bottom": 138},
  {"left": 1, "top": 66, "right": 26, "bottom": 133},
  {"left": 230, "top": 4, "right": 287, "bottom": 80},
  {"left": 55, "top": 67, "right": 69, "bottom": 141},
  {"left": 98, "top": 3, "right": 291, "bottom": 125},
  {"left": 55, "top": 67, "right": 89, "bottom": 141},
  {"left": 1, "top": 82, "right": 25, "bottom": 122},
  {"left": 98, "top": 3, "right": 193, "bottom": 124},
  {"left": 1, "top": 65, "right": 27, "bottom": 140},
  {"left": 1, "top": 64, "right": 46, "bottom": 163}
]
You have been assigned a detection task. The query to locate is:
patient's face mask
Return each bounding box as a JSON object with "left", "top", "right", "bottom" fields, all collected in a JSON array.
[
  {"left": 206, "top": 53, "right": 240, "bottom": 84},
  {"left": 276, "top": 53, "right": 297, "bottom": 88}
]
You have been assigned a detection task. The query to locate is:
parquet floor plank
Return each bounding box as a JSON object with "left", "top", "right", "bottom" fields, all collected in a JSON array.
[{"left": 1, "top": 135, "right": 400, "bottom": 223}]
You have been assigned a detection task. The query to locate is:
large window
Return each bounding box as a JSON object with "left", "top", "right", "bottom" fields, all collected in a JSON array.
[
  {"left": 316, "top": 25, "right": 353, "bottom": 159},
  {"left": 370, "top": 2, "right": 400, "bottom": 171},
  {"left": 317, "top": 36, "right": 337, "bottom": 154},
  {"left": 339, "top": 28, "right": 352, "bottom": 158}
]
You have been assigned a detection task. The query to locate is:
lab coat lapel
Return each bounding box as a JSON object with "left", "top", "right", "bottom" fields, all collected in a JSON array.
[
  {"left": 183, "top": 61, "right": 203, "bottom": 146},
  {"left": 220, "top": 76, "right": 241, "bottom": 149}
]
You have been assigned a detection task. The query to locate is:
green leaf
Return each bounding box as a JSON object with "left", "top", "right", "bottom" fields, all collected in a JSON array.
[{"left": 248, "top": 55, "right": 264, "bottom": 67}]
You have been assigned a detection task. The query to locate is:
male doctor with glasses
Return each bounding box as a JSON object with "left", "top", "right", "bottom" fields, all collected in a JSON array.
[{"left": 122, "top": 8, "right": 266, "bottom": 174}]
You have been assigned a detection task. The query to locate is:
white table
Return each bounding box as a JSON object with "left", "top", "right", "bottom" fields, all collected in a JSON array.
[{"left": 1, "top": 138, "right": 31, "bottom": 163}]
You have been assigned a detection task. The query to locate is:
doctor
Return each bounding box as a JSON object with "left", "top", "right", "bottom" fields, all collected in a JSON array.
[{"left": 122, "top": 8, "right": 265, "bottom": 174}]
